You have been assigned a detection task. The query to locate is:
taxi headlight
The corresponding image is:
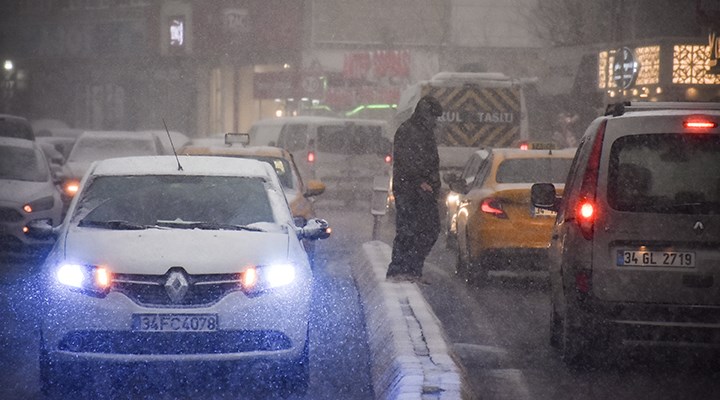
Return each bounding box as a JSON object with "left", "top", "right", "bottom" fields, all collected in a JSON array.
[
  {"left": 56, "top": 263, "right": 112, "bottom": 296},
  {"left": 23, "top": 196, "right": 55, "bottom": 213},
  {"left": 446, "top": 192, "right": 460, "bottom": 207},
  {"left": 241, "top": 263, "right": 296, "bottom": 294}
]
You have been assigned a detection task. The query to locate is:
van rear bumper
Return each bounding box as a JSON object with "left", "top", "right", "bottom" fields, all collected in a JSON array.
[{"left": 575, "top": 299, "right": 720, "bottom": 348}]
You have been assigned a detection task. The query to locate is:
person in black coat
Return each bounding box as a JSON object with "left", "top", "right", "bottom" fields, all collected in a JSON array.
[{"left": 386, "top": 95, "right": 443, "bottom": 282}]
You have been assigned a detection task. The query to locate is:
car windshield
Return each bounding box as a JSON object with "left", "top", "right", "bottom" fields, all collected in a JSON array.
[
  {"left": 74, "top": 175, "right": 274, "bottom": 227},
  {"left": 0, "top": 145, "right": 49, "bottom": 182},
  {"left": 495, "top": 157, "right": 573, "bottom": 184},
  {"left": 68, "top": 137, "right": 156, "bottom": 162},
  {"left": 608, "top": 133, "right": 720, "bottom": 214}
]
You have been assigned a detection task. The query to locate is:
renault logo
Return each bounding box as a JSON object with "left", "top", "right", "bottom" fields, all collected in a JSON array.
[
  {"left": 165, "top": 271, "right": 189, "bottom": 303},
  {"left": 693, "top": 221, "right": 705, "bottom": 233}
]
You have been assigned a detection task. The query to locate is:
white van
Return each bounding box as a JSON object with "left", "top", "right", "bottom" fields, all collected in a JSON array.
[{"left": 249, "top": 116, "right": 392, "bottom": 205}]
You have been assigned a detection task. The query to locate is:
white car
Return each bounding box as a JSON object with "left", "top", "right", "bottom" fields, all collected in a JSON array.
[
  {"left": 0, "top": 137, "right": 63, "bottom": 259},
  {"left": 33, "top": 155, "right": 330, "bottom": 396}
]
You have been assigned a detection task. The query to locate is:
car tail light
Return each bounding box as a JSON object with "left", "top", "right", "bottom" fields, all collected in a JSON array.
[
  {"left": 683, "top": 117, "right": 717, "bottom": 130},
  {"left": 480, "top": 198, "right": 508, "bottom": 219},
  {"left": 384, "top": 154, "right": 392, "bottom": 164},
  {"left": 307, "top": 151, "right": 315, "bottom": 163},
  {"left": 574, "top": 120, "right": 606, "bottom": 240}
]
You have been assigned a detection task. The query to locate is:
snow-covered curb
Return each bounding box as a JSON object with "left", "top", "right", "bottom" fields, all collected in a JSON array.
[{"left": 351, "top": 241, "right": 471, "bottom": 399}]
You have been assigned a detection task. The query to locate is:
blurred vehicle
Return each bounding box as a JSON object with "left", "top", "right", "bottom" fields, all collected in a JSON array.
[
  {"left": 30, "top": 118, "right": 71, "bottom": 137},
  {"left": 249, "top": 116, "right": 392, "bottom": 205},
  {"left": 531, "top": 101, "right": 720, "bottom": 365},
  {"left": 179, "top": 133, "right": 326, "bottom": 259},
  {"left": 33, "top": 155, "right": 330, "bottom": 396},
  {"left": 36, "top": 135, "right": 76, "bottom": 163},
  {"left": 450, "top": 147, "right": 576, "bottom": 284},
  {"left": 442, "top": 147, "right": 491, "bottom": 248},
  {"left": 0, "top": 113, "right": 35, "bottom": 141},
  {"left": 60, "top": 130, "right": 164, "bottom": 202},
  {"left": 140, "top": 129, "right": 191, "bottom": 155},
  {"left": 0, "top": 137, "right": 63, "bottom": 259}
]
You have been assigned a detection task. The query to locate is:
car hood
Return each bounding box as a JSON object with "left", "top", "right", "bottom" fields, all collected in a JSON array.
[
  {"left": 61, "top": 227, "right": 291, "bottom": 275},
  {"left": 0, "top": 179, "right": 56, "bottom": 204}
]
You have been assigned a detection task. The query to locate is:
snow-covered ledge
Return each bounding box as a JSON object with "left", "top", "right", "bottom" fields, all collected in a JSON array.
[{"left": 351, "top": 241, "right": 471, "bottom": 399}]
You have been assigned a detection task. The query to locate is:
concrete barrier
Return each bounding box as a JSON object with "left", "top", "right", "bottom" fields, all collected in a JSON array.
[{"left": 351, "top": 241, "right": 472, "bottom": 399}]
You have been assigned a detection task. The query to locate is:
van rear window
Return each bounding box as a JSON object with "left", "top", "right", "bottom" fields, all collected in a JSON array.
[
  {"left": 317, "top": 125, "right": 384, "bottom": 155},
  {"left": 607, "top": 134, "right": 720, "bottom": 214}
]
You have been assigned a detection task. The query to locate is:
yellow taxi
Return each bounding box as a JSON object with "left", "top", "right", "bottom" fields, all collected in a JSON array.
[
  {"left": 179, "top": 135, "right": 327, "bottom": 256},
  {"left": 448, "top": 147, "right": 576, "bottom": 284}
]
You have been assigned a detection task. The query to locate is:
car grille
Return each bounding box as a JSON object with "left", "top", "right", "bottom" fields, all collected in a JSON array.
[
  {"left": 57, "top": 330, "right": 292, "bottom": 354},
  {"left": 0, "top": 207, "right": 22, "bottom": 222},
  {"left": 113, "top": 269, "right": 242, "bottom": 307}
]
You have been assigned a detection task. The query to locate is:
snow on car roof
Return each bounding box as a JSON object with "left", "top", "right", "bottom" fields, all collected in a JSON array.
[
  {"left": 0, "top": 136, "right": 37, "bottom": 149},
  {"left": 180, "top": 144, "right": 288, "bottom": 158},
  {"left": 91, "top": 155, "right": 278, "bottom": 180}
]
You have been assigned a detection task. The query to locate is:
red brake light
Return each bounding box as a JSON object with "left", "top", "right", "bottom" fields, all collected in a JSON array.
[
  {"left": 683, "top": 118, "right": 717, "bottom": 130},
  {"left": 575, "top": 270, "right": 591, "bottom": 294},
  {"left": 574, "top": 120, "right": 606, "bottom": 240},
  {"left": 480, "top": 198, "right": 507, "bottom": 219},
  {"left": 384, "top": 154, "right": 392, "bottom": 164},
  {"left": 579, "top": 201, "right": 594, "bottom": 219},
  {"left": 307, "top": 151, "right": 315, "bottom": 163}
]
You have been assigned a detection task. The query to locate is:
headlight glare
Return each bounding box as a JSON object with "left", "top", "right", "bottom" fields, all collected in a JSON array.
[
  {"left": 240, "top": 263, "right": 296, "bottom": 294},
  {"left": 57, "top": 263, "right": 85, "bottom": 288},
  {"left": 56, "top": 263, "right": 112, "bottom": 295}
]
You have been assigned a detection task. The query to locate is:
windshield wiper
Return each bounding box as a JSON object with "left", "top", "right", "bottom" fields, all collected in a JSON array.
[
  {"left": 78, "top": 220, "right": 149, "bottom": 230},
  {"left": 156, "top": 221, "right": 265, "bottom": 232}
]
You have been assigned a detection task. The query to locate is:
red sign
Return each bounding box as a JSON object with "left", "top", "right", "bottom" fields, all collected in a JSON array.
[{"left": 342, "top": 50, "right": 410, "bottom": 81}]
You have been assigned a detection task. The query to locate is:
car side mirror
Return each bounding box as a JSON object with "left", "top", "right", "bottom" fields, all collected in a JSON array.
[
  {"left": 298, "top": 218, "right": 331, "bottom": 241},
  {"left": 531, "top": 183, "right": 560, "bottom": 211},
  {"left": 25, "top": 219, "right": 59, "bottom": 240},
  {"left": 304, "top": 180, "right": 326, "bottom": 198}
]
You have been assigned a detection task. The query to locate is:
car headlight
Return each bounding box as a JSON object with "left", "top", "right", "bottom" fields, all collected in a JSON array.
[
  {"left": 56, "top": 263, "right": 112, "bottom": 296},
  {"left": 62, "top": 179, "right": 81, "bottom": 198},
  {"left": 240, "top": 263, "right": 296, "bottom": 295},
  {"left": 23, "top": 196, "right": 55, "bottom": 213}
]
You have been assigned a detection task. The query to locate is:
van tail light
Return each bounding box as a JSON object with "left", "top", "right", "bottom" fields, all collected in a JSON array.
[
  {"left": 307, "top": 151, "right": 315, "bottom": 163},
  {"left": 480, "top": 198, "right": 508, "bottom": 219},
  {"left": 683, "top": 117, "right": 717, "bottom": 130},
  {"left": 574, "top": 120, "right": 606, "bottom": 240},
  {"left": 575, "top": 270, "right": 592, "bottom": 295},
  {"left": 384, "top": 154, "right": 392, "bottom": 164}
]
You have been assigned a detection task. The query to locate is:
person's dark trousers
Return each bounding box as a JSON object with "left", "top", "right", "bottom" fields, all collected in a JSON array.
[{"left": 387, "top": 190, "right": 440, "bottom": 278}]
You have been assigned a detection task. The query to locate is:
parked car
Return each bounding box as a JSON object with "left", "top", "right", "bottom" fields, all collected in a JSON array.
[
  {"left": 179, "top": 134, "right": 327, "bottom": 260},
  {"left": 531, "top": 101, "right": 720, "bottom": 365},
  {"left": 32, "top": 155, "right": 330, "bottom": 396},
  {"left": 249, "top": 116, "right": 392, "bottom": 205},
  {"left": 0, "top": 113, "right": 35, "bottom": 141},
  {"left": 450, "top": 147, "right": 576, "bottom": 284},
  {"left": 60, "top": 130, "right": 164, "bottom": 202},
  {"left": 0, "top": 137, "right": 63, "bottom": 259}
]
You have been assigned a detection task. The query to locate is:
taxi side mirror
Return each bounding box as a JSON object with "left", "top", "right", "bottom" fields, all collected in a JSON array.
[{"left": 304, "top": 180, "right": 326, "bottom": 198}]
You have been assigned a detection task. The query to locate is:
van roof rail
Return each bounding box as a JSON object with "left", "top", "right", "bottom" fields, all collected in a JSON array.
[{"left": 605, "top": 101, "right": 720, "bottom": 116}]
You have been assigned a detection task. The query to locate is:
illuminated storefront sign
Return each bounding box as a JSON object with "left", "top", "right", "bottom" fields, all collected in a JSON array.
[
  {"left": 598, "top": 46, "right": 660, "bottom": 90},
  {"left": 672, "top": 43, "right": 720, "bottom": 84}
]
